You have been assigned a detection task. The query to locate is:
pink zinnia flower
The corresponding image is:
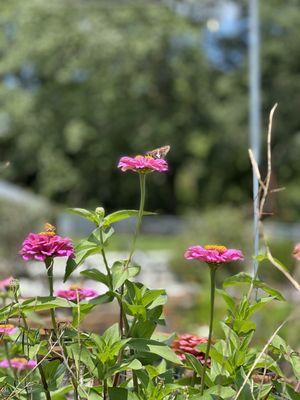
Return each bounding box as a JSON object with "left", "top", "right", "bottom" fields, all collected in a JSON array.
[
  {"left": 118, "top": 155, "right": 168, "bottom": 173},
  {"left": 184, "top": 245, "right": 244, "bottom": 264},
  {"left": 171, "top": 334, "right": 209, "bottom": 365},
  {"left": 0, "top": 324, "right": 18, "bottom": 335},
  {"left": 0, "top": 277, "right": 13, "bottom": 290},
  {"left": 20, "top": 224, "right": 74, "bottom": 262},
  {"left": 0, "top": 358, "right": 36, "bottom": 370},
  {"left": 56, "top": 285, "right": 97, "bottom": 301},
  {"left": 292, "top": 243, "right": 300, "bottom": 261}
]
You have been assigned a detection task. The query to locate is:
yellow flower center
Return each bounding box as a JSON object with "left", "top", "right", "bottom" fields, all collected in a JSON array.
[
  {"left": 39, "top": 223, "right": 56, "bottom": 236},
  {"left": 0, "top": 324, "right": 14, "bottom": 329},
  {"left": 11, "top": 357, "right": 27, "bottom": 364},
  {"left": 204, "top": 245, "right": 227, "bottom": 252},
  {"left": 69, "top": 284, "right": 81, "bottom": 291}
]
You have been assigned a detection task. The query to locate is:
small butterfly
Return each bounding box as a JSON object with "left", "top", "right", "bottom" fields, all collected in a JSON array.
[
  {"left": 146, "top": 145, "right": 170, "bottom": 159},
  {"left": 39, "top": 223, "right": 56, "bottom": 236}
]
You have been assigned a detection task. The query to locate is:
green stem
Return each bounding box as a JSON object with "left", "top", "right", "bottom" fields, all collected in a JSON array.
[
  {"left": 200, "top": 266, "right": 216, "bottom": 395},
  {"left": 120, "top": 173, "right": 146, "bottom": 337},
  {"left": 100, "top": 230, "right": 113, "bottom": 290},
  {"left": 103, "top": 379, "right": 108, "bottom": 400},
  {"left": 114, "top": 173, "right": 146, "bottom": 387},
  {"left": 13, "top": 292, "right": 29, "bottom": 332},
  {"left": 126, "top": 173, "right": 146, "bottom": 268},
  {"left": 46, "top": 260, "right": 58, "bottom": 334},
  {"left": 37, "top": 358, "right": 52, "bottom": 400},
  {"left": 133, "top": 371, "right": 139, "bottom": 394}
]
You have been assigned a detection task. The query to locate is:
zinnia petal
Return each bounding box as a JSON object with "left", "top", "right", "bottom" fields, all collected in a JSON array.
[
  {"left": 118, "top": 155, "right": 168, "bottom": 173},
  {"left": 20, "top": 232, "right": 74, "bottom": 262},
  {"left": 184, "top": 245, "right": 244, "bottom": 264}
]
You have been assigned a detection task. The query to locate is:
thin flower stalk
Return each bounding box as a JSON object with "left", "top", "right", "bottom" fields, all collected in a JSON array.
[
  {"left": 46, "top": 259, "right": 58, "bottom": 333},
  {"left": 200, "top": 266, "right": 216, "bottom": 395}
]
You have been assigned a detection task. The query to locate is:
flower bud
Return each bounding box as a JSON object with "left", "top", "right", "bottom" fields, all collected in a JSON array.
[{"left": 95, "top": 207, "right": 105, "bottom": 218}]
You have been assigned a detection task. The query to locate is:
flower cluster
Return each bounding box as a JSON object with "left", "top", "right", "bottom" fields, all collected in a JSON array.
[
  {"left": 56, "top": 285, "right": 97, "bottom": 301},
  {"left": 172, "top": 334, "right": 209, "bottom": 364},
  {"left": 20, "top": 224, "right": 74, "bottom": 262},
  {"left": 0, "top": 324, "right": 17, "bottom": 335},
  {"left": 185, "top": 245, "right": 244, "bottom": 264},
  {"left": 118, "top": 155, "right": 168, "bottom": 173},
  {"left": 0, "top": 357, "right": 36, "bottom": 370}
]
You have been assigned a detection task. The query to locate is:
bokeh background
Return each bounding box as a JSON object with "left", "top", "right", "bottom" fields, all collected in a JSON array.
[{"left": 0, "top": 0, "right": 299, "bottom": 344}]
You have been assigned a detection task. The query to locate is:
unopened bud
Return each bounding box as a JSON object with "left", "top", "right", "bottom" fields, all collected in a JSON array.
[{"left": 95, "top": 207, "right": 105, "bottom": 218}]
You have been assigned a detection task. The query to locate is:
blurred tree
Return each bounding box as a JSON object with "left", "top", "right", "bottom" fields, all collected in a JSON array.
[{"left": 0, "top": 0, "right": 299, "bottom": 219}]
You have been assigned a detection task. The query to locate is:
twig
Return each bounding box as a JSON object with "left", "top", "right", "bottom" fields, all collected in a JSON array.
[
  {"left": 234, "top": 317, "right": 288, "bottom": 400},
  {"left": 248, "top": 149, "right": 267, "bottom": 192},
  {"left": 266, "top": 247, "right": 300, "bottom": 293},
  {"left": 259, "top": 103, "right": 277, "bottom": 218},
  {"left": 248, "top": 104, "right": 300, "bottom": 295}
]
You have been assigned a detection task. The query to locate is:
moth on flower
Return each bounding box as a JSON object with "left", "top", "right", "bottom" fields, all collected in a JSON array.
[{"left": 118, "top": 145, "right": 170, "bottom": 173}]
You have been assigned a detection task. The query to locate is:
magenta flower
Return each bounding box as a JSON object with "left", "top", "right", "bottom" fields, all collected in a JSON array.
[
  {"left": 0, "top": 324, "right": 18, "bottom": 335},
  {"left": 292, "top": 243, "right": 300, "bottom": 261},
  {"left": 0, "top": 358, "right": 37, "bottom": 370},
  {"left": 184, "top": 245, "right": 244, "bottom": 264},
  {"left": 56, "top": 285, "right": 98, "bottom": 301},
  {"left": 171, "top": 334, "right": 209, "bottom": 365},
  {"left": 118, "top": 155, "right": 168, "bottom": 173},
  {"left": 0, "top": 277, "right": 13, "bottom": 290},
  {"left": 20, "top": 224, "right": 74, "bottom": 262}
]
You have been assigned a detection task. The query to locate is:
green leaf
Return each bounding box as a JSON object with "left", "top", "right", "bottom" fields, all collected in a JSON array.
[
  {"left": 103, "top": 209, "right": 155, "bottom": 227},
  {"left": 0, "top": 297, "right": 72, "bottom": 320},
  {"left": 205, "top": 385, "right": 236, "bottom": 399},
  {"left": 72, "top": 303, "right": 94, "bottom": 327},
  {"left": 111, "top": 261, "right": 141, "bottom": 290},
  {"left": 258, "top": 254, "right": 290, "bottom": 272},
  {"left": 185, "top": 354, "right": 214, "bottom": 387},
  {"left": 220, "top": 321, "right": 239, "bottom": 348},
  {"left": 216, "top": 289, "right": 236, "bottom": 312},
  {"left": 88, "top": 292, "right": 114, "bottom": 305},
  {"left": 223, "top": 272, "right": 285, "bottom": 301},
  {"left": 248, "top": 296, "right": 275, "bottom": 317},
  {"left": 64, "top": 257, "right": 77, "bottom": 282},
  {"left": 111, "top": 358, "right": 143, "bottom": 374},
  {"left": 81, "top": 268, "right": 109, "bottom": 286},
  {"left": 142, "top": 289, "right": 166, "bottom": 307},
  {"left": 128, "top": 338, "right": 182, "bottom": 364},
  {"left": 51, "top": 385, "right": 73, "bottom": 400},
  {"left": 68, "top": 208, "right": 99, "bottom": 224},
  {"left": 233, "top": 319, "right": 256, "bottom": 334},
  {"left": 271, "top": 335, "right": 289, "bottom": 353},
  {"left": 107, "top": 388, "right": 129, "bottom": 400},
  {"left": 75, "top": 240, "right": 102, "bottom": 265},
  {"left": 290, "top": 353, "right": 300, "bottom": 380},
  {"left": 102, "top": 323, "right": 121, "bottom": 344}
]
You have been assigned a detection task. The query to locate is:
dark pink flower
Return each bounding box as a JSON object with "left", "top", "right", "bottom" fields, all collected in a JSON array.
[
  {"left": 171, "top": 334, "right": 209, "bottom": 365},
  {"left": 0, "top": 277, "right": 13, "bottom": 290},
  {"left": 20, "top": 224, "right": 74, "bottom": 262},
  {"left": 292, "top": 243, "right": 300, "bottom": 261},
  {"left": 0, "top": 358, "right": 36, "bottom": 370},
  {"left": 0, "top": 324, "right": 18, "bottom": 335},
  {"left": 56, "top": 285, "right": 97, "bottom": 301},
  {"left": 118, "top": 155, "right": 168, "bottom": 173},
  {"left": 184, "top": 245, "right": 244, "bottom": 264}
]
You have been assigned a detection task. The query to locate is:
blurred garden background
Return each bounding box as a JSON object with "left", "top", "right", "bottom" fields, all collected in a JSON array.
[{"left": 0, "top": 0, "right": 299, "bottom": 345}]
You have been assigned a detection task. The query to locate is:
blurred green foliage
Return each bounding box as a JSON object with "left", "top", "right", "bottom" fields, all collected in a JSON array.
[
  {"left": 0, "top": 0, "right": 299, "bottom": 218},
  {"left": 0, "top": 199, "right": 53, "bottom": 266}
]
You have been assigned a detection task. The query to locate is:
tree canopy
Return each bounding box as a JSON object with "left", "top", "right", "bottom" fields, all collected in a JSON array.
[{"left": 0, "top": 0, "right": 299, "bottom": 219}]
